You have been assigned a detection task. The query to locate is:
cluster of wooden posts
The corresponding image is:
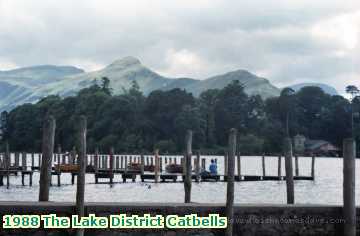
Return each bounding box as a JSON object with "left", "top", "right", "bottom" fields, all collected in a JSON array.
[
  {"left": 0, "top": 149, "right": 316, "bottom": 187},
  {"left": 0, "top": 115, "right": 356, "bottom": 236}
]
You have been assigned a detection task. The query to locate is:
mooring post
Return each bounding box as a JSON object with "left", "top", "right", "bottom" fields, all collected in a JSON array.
[
  {"left": 76, "top": 116, "right": 87, "bottom": 236},
  {"left": 119, "top": 156, "right": 123, "bottom": 169},
  {"left": 14, "top": 152, "right": 19, "bottom": 168},
  {"left": 31, "top": 153, "right": 34, "bottom": 169},
  {"left": 225, "top": 128, "right": 237, "bottom": 236},
  {"left": 201, "top": 158, "right": 205, "bottom": 170},
  {"left": 262, "top": 154, "right": 266, "bottom": 177},
  {"left": 109, "top": 147, "right": 114, "bottom": 185},
  {"left": 224, "top": 152, "right": 228, "bottom": 177},
  {"left": 181, "top": 157, "right": 185, "bottom": 176},
  {"left": 71, "top": 148, "right": 77, "bottom": 185},
  {"left": 94, "top": 148, "right": 99, "bottom": 173},
  {"left": 155, "top": 149, "right": 160, "bottom": 183},
  {"left": 115, "top": 155, "right": 119, "bottom": 170},
  {"left": 159, "top": 156, "right": 163, "bottom": 172},
  {"left": 124, "top": 156, "right": 128, "bottom": 173},
  {"left": 39, "top": 116, "right": 56, "bottom": 201},
  {"left": 57, "top": 145, "right": 61, "bottom": 165},
  {"left": 343, "top": 138, "right": 356, "bottom": 236},
  {"left": 140, "top": 154, "right": 145, "bottom": 175},
  {"left": 21, "top": 152, "right": 27, "bottom": 170},
  {"left": 72, "top": 146, "right": 77, "bottom": 165},
  {"left": 5, "top": 142, "right": 10, "bottom": 189},
  {"left": 38, "top": 154, "right": 41, "bottom": 169},
  {"left": 237, "top": 151, "right": 241, "bottom": 178},
  {"left": 311, "top": 154, "right": 315, "bottom": 180},
  {"left": 195, "top": 151, "right": 201, "bottom": 183},
  {"left": 295, "top": 155, "right": 299, "bottom": 176},
  {"left": 184, "top": 130, "right": 192, "bottom": 203},
  {"left": 284, "top": 138, "right": 294, "bottom": 204},
  {"left": 278, "top": 155, "right": 282, "bottom": 180}
]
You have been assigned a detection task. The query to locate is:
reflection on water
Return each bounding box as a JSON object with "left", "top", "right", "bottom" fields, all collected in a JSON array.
[{"left": 0, "top": 156, "right": 355, "bottom": 205}]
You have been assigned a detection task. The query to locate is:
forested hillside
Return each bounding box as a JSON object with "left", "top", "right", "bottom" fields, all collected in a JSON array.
[{"left": 0, "top": 78, "right": 357, "bottom": 155}]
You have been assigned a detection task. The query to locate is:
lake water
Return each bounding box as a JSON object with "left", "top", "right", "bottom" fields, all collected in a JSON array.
[{"left": 0, "top": 155, "right": 357, "bottom": 205}]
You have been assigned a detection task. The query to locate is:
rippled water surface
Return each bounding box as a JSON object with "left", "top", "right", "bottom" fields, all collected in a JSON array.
[{"left": 0, "top": 155, "right": 356, "bottom": 205}]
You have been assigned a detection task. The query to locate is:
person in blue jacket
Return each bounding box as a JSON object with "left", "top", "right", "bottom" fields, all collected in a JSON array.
[{"left": 209, "top": 159, "right": 218, "bottom": 175}]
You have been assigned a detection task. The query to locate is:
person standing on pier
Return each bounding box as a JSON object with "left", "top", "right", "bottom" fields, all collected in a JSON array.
[{"left": 209, "top": 159, "right": 218, "bottom": 175}]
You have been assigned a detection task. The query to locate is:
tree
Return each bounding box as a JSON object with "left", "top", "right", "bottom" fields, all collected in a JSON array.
[
  {"left": 278, "top": 88, "right": 296, "bottom": 137},
  {"left": 100, "top": 77, "right": 112, "bottom": 95},
  {"left": 214, "top": 80, "right": 249, "bottom": 145},
  {"left": 0, "top": 111, "right": 8, "bottom": 144},
  {"left": 198, "top": 89, "right": 219, "bottom": 147}
]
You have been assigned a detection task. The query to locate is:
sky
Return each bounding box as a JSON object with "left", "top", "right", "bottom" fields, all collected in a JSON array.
[{"left": 0, "top": 0, "right": 359, "bottom": 93}]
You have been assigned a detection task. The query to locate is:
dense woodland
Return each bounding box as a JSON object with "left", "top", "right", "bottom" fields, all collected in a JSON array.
[{"left": 0, "top": 78, "right": 358, "bottom": 155}]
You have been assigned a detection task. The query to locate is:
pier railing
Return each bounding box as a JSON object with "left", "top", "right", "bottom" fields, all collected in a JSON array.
[{"left": 0, "top": 115, "right": 356, "bottom": 236}]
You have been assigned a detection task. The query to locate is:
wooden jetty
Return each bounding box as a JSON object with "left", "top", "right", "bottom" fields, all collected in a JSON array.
[{"left": 0, "top": 149, "right": 316, "bottom": 187}]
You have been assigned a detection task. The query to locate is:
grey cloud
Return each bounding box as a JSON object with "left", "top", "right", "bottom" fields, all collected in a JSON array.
[{"left": 0, "top": 0, "right": 359, "bottom": 92}]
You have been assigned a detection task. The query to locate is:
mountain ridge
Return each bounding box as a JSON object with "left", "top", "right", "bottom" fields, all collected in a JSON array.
[{"left": 0, "top": 57, "right": 281, "bottom": 111}]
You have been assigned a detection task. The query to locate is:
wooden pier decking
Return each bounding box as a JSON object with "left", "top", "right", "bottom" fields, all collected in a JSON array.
[{"left": 0, "top": 152, "right": 316, "bottom": 187}]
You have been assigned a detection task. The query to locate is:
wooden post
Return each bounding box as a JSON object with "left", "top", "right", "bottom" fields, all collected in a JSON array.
[
  {"left": 181, "top": 157, "right": 185, "bottom": 175},
  {"left": 201, "top": 158, "right": 205, "bottom": 170},
  {"left": 225, "top": 128, "right": 237, "bottom": 236},
  {"left": 31, "top": 153, "right": 34, "bottom": 169},
  {"left": 76, "top": 116, "right": 87, "bottom": 236},
  {"left": 116, "top": 155, "right": 119, "bottom": 170},
  {"left": 284, "top": 138, "right": 294, "bottom": 204},
  {"left": 38, "top": 154, "right": 41, "bottom": 169},
  {"left": 311, "top": 154, "right": 315, "bottom": 180},
  {"left": 120, "top": 156, "right": 124, "bottom": 169},
  {"left": 94, "top": 148, "right": 99, "bottom": 173},
  {"left": 184, "top": 130, "right": 192, "bottom": 203},
  {"left": 62, "top": 151, "right": 66, "bottom": 164},
  {"left": 295, "top": 155, "right": 299, "bottom": 176},
  {"left": 57, "top": 145, "right": 62, "bottom": 165},
  {"left": 109, "top": 147, "right": 114, "bottom": 185},
  {"left": 124, "top": 156, "right": 128, "bottom": 173},
  {"left": 159, "top": 156, "right": 163, "bottom": 172},
  {"left": 278, "top": 155, "right": 282, "bottom": 179},
  {"left": 154, "top": 150, "right": 160, "bottom": 183},
  {"left": 140, "top": 154, "right": 145, "bottom": 175},
  {"left": 237, "top": 151, "right": 241, "bottom": 178},
  {"left": 71, "top": 146, "right": 76, "bottom": 165},
  {"left": 224, "top": 152, "right": 228, "bottom": 176},
  {"left": 5, "top": 142, "right": 10, "bottom": 189},
  {"left": 195, "top": 151, "right": 200, "bottom": 183},
  {"left": 21, "top": 152, "right": 27, "bottom": 170},
  {"left": 343, "top": 138, "right": 356, "bottom": 236},
  {"left": 39, "top": 116, "right": 56, "bottom": 201},
  {"left": 262, "top": 154, "right": 266, "bottom": 176},
  {"left": 14, "top": 152, "right": 19, "bottom": 168}
]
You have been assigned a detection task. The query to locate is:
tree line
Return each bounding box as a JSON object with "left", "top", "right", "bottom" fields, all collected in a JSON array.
[{"left": 0, "top": 77, "right": 358, "bottom": 155}]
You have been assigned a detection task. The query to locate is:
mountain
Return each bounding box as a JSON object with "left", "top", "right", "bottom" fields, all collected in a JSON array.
[
  {"left": 184, "top": 70, "right": 280, "bottom": 98},
  {"left": 0, "top": 65, "right": 84, "bottom": 111},
  {"left": 289, "top": 83, "right": 338, "bottom": 96},
  {"left": 0, "top": 57, "right": 280, "bottom": 111}
]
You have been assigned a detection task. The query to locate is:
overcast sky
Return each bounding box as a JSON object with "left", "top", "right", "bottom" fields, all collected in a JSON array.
[{"left": 0, "top": 0, "right": 359, "bottom": 92}]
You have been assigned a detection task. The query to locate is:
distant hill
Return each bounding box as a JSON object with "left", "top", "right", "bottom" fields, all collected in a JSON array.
[
  {"left": 289, "top": 83, "right": 339, "bottom": 96},
  {"left": 0, "top": 57, "right": 281, "bottom": 111}
]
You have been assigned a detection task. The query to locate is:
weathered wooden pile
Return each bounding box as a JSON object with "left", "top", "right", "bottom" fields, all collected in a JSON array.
[{"left": 0, "top": 114, "right": 356, "bottom": 236}]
